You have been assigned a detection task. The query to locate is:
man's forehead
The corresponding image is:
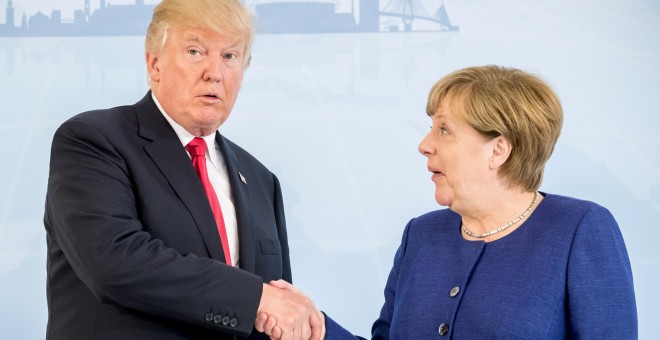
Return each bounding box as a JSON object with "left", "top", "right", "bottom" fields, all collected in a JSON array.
[{"left": 177, "top": 28, "right": 244, "bottom": 46}]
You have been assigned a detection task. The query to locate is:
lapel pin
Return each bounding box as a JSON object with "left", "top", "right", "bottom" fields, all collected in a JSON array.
[{"left": 239, "top": 172, "right": 247, "bottom": 184}]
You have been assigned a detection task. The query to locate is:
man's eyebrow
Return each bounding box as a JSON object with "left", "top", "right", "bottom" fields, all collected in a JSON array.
[
  {"left": 182, "top": 35, "right": 242, "bottom": 50},
  {"left": 183, "top": 35, "right": 203, "bottom": 43},
  {"left": 224, "top": 40, "right": 243, "bottom": 50}
]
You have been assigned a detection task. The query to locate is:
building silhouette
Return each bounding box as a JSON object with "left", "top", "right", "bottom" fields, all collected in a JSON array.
[
  {"left": 5, "top": 0, "right": 13, "bottom": 27},
  {"left": 1, "top": 0, "right": 25, "bottom": 34},
  {"left": 0, "top": 0, "right": 154, "bottom": 36},
  {"left": 0, "top": 0, "right": 458, "bottom": 37}
]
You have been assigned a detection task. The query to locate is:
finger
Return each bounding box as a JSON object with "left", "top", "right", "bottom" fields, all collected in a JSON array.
[
  {"left": 255, "top": 312, "right": 268, "bottom": 332},
  {"left": 264, "top": 315, "right": 277, "bottom": 334},
  {"left": 269, "top": 279, "right": 294, "bottom": 290},
  {"left": 271, "top": 279, "right": 304, "bottom": 295},
  {"left": 309, "top": 311, "right": 323, "bottom": 340},
  {"left": 302, "top": 319, "right": 312, "bottom": 340},
  {"left": 272, "top": 326, "right": 283, "bottom": 339}
]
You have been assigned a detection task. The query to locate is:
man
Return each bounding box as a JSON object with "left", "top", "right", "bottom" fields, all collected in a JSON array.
[{"left": 43, "top": 1, "right": 321, "bottom": 339}]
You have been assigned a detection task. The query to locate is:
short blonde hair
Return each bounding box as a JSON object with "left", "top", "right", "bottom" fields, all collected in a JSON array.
[
  {"left": 426, "top": 65, "right": 563, "bottom": 191},
  {"left": 145, "top": 0, "right": 255, "bottom": 65}
]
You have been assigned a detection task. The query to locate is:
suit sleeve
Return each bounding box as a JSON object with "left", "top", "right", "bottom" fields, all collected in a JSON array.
[
  {"left": 566, "top": 205, "right": 637, "bottom": 338},
  {"left": 45, "top": 118, "right": 263, "bottom": 336}
]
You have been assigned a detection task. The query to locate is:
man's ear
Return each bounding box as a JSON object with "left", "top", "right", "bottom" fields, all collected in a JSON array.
[
  {"left": 490, "top": 135, "right": 512, "bottom": 169},
  {"left": 145, "top": 50, "right": 160, "bottom": 83}
]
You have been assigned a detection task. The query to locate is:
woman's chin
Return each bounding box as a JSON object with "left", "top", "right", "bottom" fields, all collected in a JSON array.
[{"left": 434, "top": 192, "right": 452, "bottom": 207}]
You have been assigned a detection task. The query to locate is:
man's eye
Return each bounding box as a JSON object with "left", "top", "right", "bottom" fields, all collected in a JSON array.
[
  {"left": 224, "top": 53, "right": 236, "bottom": 60},
  {"left": 188, "top": 49, "right": 200, "bottom": 56},
  {"left": 440, "top": 127, "right": 448, "bottom": 135}
]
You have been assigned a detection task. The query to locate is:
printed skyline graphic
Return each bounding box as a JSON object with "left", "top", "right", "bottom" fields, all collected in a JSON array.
[{"left": 0, "top": 0, "right": 458, "bottom": 37}]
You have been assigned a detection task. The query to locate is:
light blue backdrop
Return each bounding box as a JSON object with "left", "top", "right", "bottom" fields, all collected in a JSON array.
[{"left": 1, "top": 0, "right": 658, "bottom": 338}]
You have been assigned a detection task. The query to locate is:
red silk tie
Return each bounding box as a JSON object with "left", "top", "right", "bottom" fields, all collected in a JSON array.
[{"left": 185, "top": 137, "right": 232, "bottom": 265}]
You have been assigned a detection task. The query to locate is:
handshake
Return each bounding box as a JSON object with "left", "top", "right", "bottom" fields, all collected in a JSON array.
[{"left": 255, "top": 280, "right": 326, "bottom": 340}]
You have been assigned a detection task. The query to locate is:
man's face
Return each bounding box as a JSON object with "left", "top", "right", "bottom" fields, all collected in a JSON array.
[{"left": 147, "top": 27, "right": 247, "bottom": 136}]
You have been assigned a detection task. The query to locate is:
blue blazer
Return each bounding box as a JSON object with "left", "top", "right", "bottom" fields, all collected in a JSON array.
[
  {"left": 325, "top": 193, "right": 637, "bottom": 339},
  {"left": 44, "top": 93, "right": 290, "bottom": 339}
]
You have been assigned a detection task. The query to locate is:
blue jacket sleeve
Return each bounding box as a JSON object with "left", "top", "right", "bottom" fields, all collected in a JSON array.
[
  {"left": 323, "top": 313, "right": 366, "bottom": 340},
  {"left": 566, "top": 205, "right": 637, "bottom": 338},
  {"left": 323, "top": 219, "right": 413, "bottom": 340},
  {"left": 370, "top": 219, "right": 412, "bottom": 339}
]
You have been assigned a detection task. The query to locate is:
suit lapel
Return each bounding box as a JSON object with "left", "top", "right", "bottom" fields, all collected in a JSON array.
[
  {"left": 134, "top": 93, "right": 226, "bottom": 261},
  {"left": 216, "top": 134, "right": 257, "bottom": 273}
]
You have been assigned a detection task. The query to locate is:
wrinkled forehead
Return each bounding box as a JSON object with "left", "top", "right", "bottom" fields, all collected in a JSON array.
[{"left": 163, "top": 26, "right": 246, "bottom": 50}]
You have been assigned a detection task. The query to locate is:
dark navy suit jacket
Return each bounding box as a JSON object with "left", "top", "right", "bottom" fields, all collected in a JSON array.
[
  {"left": 325, "top": 193, "right": 637, "bottom": 339},
  {"left": 44, "top": 92, "right": 290, "bottom": 339}
]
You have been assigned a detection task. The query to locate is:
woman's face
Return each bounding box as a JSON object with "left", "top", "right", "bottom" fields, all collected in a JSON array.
[{"left": 418, "top": 100, "right": 496, "bottom": 209}]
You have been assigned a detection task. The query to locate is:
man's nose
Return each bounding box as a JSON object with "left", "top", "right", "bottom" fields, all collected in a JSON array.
[{"left": 203, "top": 57, "right": 223, "bottom": 82}]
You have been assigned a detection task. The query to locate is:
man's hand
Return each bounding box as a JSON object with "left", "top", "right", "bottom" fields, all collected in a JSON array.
[
  {"left": 255, "top": 280, "right": 325, "bottom": 340},
  {"left": 255, "top": 311, "right": 282, "bottom": 339}
]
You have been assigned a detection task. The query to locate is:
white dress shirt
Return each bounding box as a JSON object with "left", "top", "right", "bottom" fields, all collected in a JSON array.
[{"left": 152, "top": 93, "right": 239, "bottom": 267}]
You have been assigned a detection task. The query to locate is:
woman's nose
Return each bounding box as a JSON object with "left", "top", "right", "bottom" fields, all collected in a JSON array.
[{"left": 418, "top": 132, "right": 434, "bottom": 157}]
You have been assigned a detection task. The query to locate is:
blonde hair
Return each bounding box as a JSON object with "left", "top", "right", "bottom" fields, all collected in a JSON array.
[
  {"left": 426, "top": 65, "right": 563, "bottom": 191},
  {"left": 145, "top": 0, "right": 255, "bottom": 65}
]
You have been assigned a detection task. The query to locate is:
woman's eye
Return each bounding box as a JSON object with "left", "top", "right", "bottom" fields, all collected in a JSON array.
[
  {"left": 440, "top": 127, "right": 448, "bottom": 135},
  {"left": 224, "top": 53, "right": 236, "bottom": 60}
]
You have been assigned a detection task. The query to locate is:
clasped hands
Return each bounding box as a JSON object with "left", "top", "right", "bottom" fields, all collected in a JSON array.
[{"left": 256, "top": 280, "right": 325, "bottom": 340}]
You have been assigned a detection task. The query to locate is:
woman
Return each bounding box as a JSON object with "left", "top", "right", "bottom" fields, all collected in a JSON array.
[{"left": 260, "top": 65, "right": 638, "bottom": 339}]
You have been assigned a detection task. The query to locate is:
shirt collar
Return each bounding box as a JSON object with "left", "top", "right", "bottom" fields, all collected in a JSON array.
[{"left": 152, "top": 92, "right": 220, "bottom": 166}]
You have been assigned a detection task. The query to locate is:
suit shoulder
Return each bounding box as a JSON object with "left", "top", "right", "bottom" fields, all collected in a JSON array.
[
  {"left": 532, "top": 193, "right": 621, "bottom": 244},
  {"left": 539, "top": 193, "right": 612, "bottom": 220},
  {"left": 57, "top": 93, "right": 154, "bottom": 138},
  {"left": 58, "top": 104, "right": 137, "bottom": 136}
]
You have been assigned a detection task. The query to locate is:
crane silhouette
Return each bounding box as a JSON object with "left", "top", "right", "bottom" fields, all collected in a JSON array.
[{"left": 381, "top": 0, "right": 458, "bottom": 31}]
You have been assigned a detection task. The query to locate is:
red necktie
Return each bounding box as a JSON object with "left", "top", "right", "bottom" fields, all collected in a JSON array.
[{"left": 185, "top": 137, "right": 232, "bottom": 265}]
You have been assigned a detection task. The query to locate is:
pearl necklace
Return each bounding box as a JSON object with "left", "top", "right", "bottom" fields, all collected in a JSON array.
[{"left": 462, "top": 191, "right": 540, "bottom": 239}]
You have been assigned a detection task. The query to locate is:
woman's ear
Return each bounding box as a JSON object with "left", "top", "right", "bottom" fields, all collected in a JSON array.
[{"left": 490, "top": 136, "right": 512, "bottom": 169}]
